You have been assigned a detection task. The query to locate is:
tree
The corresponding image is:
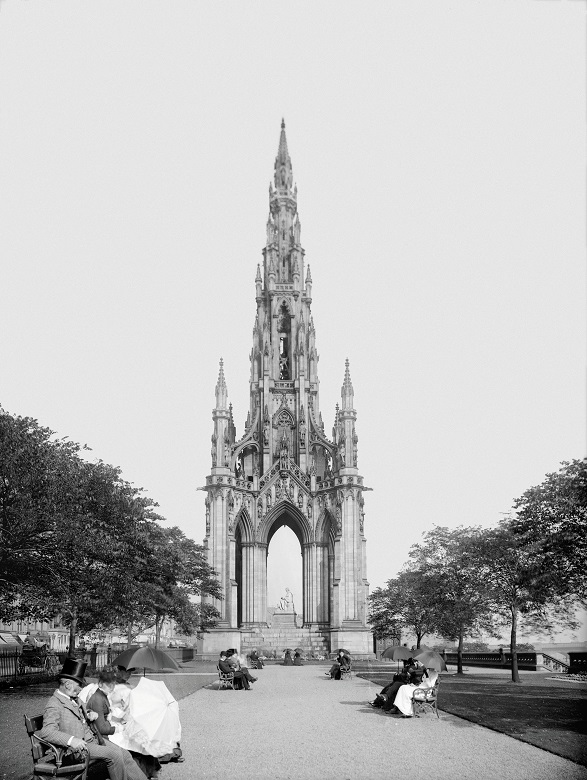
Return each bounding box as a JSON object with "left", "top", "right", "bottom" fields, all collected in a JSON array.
[
  {"left": 0, "top": 408, "right": 86, "bottom": 615},
  {"left": 109, "top": 523, "right": 222, "bottom": 647},
  {"left": 474, "top": 520, "right": 578, "bottom": 683},
  {"left": 510, "top": 459, "right": 587, "bottom": 603},
  {"left": 369, "top": 569, "right": 438, "bottom": 648},
  {"left": 407, "top": 527, "right": 500, "bottom": 674},
  {"left": 1, "top": 406, "right": 221, "bottom": 652}
]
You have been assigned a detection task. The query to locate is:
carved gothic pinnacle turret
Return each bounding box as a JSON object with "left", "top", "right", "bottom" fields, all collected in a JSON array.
[
  {"left": 341, "top": 358, "right": 355, "bottom": 410},
  {"left": 215, "top": 357, "right": 228, "bottom": 410}
]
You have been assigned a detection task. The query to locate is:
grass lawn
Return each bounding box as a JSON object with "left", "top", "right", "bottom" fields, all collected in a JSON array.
[{"left": 359, "top": 670, "right": 587, "bottom": 767}]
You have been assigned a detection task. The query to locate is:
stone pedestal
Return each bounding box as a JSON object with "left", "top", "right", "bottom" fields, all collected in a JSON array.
[
  {"left": 329, "top": 627, "right": 375, "bottom": 658},
  {"left": 197, "top": 629, "right": 243, "bottom": 661}
]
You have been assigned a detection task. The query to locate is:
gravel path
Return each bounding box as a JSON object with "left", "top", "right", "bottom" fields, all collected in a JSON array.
[{"left": 162, "top": 664, "right": 587, "bottom": 780}]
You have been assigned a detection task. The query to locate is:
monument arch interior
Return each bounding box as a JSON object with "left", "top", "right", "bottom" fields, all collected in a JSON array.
[{"left": 199, "top": 121, "right": 373, "bottom": 659}]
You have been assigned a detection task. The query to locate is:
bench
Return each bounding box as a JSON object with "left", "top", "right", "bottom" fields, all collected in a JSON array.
[{"left": 25, "top": 714, "right": 90, "bottom": 780}]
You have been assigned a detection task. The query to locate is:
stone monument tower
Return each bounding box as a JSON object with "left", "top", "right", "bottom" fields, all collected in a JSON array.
[{"left": 199, "top": 121, "right": 373, "bottom": 658}]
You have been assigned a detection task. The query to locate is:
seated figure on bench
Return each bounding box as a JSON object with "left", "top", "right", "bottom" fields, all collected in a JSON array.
[
  {"left": 39, "top": 658, "right": 147, "bottom": 780},
  {"left": 218, "top": 651, "right": 257, "bottom": 690}
]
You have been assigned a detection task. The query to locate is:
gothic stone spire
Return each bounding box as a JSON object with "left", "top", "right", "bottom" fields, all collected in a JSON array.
[{"left": 274, "top": 118, "right": 293, "bottom": 193}]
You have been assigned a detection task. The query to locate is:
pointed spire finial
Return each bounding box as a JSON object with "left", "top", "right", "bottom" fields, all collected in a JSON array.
[
  {"left": 343, "top": 358, "right": 353, "bottom": 390},
  {"left": 274, "top": 119, "right": 293, "bottom": 191}
]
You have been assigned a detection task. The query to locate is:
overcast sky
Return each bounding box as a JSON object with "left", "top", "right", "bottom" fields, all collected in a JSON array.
[{"left": 1, "top": 1, "right": 585, "bottom": 642}]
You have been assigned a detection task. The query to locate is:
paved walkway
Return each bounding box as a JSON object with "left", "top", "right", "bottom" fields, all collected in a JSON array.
[{"left": 162, "top": 664, "right": 587, "bottom": 780}]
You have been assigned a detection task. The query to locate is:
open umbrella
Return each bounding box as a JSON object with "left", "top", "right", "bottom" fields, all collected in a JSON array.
[
  {"left": 110, "top": 677, "right": 181, "bottom": 758},
  {"left": 336, "top": 648, "right": 351, "bottom": 656},
  {"left": 412, "top": 649, "right": 448, "bottom": 672},
  {"left": 381, "top": 645, "right": 413, "bottom": 661},
  {"left": 112, "top": 646, "right": 180, "bottom": 676}
]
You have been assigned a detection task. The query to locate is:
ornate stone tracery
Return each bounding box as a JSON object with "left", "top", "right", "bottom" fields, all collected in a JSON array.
[{"left": 200, "top": 122, "right": 372, "bottom": 658}]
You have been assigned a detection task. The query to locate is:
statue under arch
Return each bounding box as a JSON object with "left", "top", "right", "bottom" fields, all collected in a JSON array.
[{"left": 199, "top": 123, "right": 373, "bottom": 658}]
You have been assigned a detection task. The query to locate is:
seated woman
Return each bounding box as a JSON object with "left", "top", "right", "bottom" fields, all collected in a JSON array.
[
  {"left": 109, "top": 669, "right": 183, "bottom": 780},
  {"left": 283, "top": 649, "right": 294, "bottom": 666},
  {"left": 392, "top": 667, "right": 438, "bottom": 717},
  {"left": 86, "top": 668, "right": 120, "bottom": 739},
  {"left": 368, "top": 660, "right": 415, "bottom": 708},
  {"left": 293, "top": 651, "right": 303, "bottom": 666}
]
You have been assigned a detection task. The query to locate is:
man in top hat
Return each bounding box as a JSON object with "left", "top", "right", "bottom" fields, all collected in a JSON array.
[{"left": 40, "top": 658, "right": 147, "bottom": 780}]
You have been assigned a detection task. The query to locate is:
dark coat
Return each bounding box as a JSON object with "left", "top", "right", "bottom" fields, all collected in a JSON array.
[{"left": 87, "top": 688, "right": 115, "bottom": 736}]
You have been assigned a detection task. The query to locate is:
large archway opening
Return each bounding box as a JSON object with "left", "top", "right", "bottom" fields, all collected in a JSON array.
[{"left": 266, "top": 525, "right": 302, "bottom": 619}]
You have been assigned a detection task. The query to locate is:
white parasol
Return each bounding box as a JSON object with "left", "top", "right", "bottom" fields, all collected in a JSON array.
[{"left": 109, "top": 677, "right": 181, "bottom": 758}]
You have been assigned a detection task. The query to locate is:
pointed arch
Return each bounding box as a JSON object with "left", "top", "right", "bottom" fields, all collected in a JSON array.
[
  {"left": 258, "top": 501, "right": 313, "bottom": 547},
  {"left": 234, "top": 506, "right": 254, "bottom": 544},
  {"left": 315, "top": 507, "right": 336, "bottom": 548}
]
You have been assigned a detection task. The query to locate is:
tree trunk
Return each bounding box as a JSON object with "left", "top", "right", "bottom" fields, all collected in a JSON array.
[
  {"left": 68, "top": 608, "right": 77, "bottom": 658},
  {"left": 154, "top": 617, "right": 162, "bottom": 649},
  {"left": 127, "top": 622, "right": 133, "bottom": 647},
  {"left": 510, "top": 606, "right": 520, "bottom": 683},
  {"left": 457, "top": 626, "right": 464, "bottom": 675}
]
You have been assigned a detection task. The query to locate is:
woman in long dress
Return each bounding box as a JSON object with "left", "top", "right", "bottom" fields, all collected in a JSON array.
[
  {"left": 393, "top": 668, "right": 438, "bottom": 716},
  {"left": 108, "top": 668, "right": 164, "bottom": 779}
]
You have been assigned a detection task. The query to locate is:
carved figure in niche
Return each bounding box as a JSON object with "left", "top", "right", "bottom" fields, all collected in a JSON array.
[
  {"left": 223, "top": 434, "right": 230, "bottom": 468},
  {"left": 263, "top": 406, "right": 270, "bottom": 446},
  {"left": 338, "top": 436, "right": 346, "bottom": 466},
  {"left": 307, "top": 503, "right": 312, "bottom": 520},
  {"left": 211, "top": 434, "right": 217, "bottom": 467},
  {"left": 353, "top": 432, "right": 358, "bottom": 467},
  {"left": 325, "top": 449, "right": 333, "bottom": 479},
  {"left": 335, "top": 506, "right": 342, "bottom": 533},
  {"left": 299, "top": 421, "right": 306, "bottom": 448},
  {"left": 235, "top": 456, "right": 243, "bottom": 479},
  {"left": 266, "top": 492, "right": 272, "bottom": 509},
  {"left": 257, "top": 503, "right": 263, "bottom": 520},
  {"left": 310, "top": 452, "right": 316, "bottom": 476},
  {"left": 297, "top": 491, "right": 304, "bottom": 509},
  {"left": 279, "top": 353, "right": 289, "bottom": 380},
  {"left": 275, "top": 479, "right": 283, "bottom": 500},
  {"left": 205, "top": 498, "right": 210, "bottom": 536},
  {"left": 279, "top": 433, "right": 289, "bottom": 470},
  {"left": 360, "top": 511, "right": 365, "bottom": 534}
]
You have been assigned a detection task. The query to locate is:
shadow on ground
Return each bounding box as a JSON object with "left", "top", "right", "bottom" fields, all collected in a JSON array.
[{"left": 359, "top": 672, "right": 587, "bottom": 767}]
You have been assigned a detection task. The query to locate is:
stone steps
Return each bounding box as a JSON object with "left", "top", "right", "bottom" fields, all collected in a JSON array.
[{"left": 240, "top": 626, "right": 330, "bottom": 657}]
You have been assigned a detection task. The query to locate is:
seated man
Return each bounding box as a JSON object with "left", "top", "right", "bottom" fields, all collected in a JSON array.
[
  {"left": 248, "top": 648, "right": 264, "bottom": 669},
  {"left": 326, "top": 650, "right": 351, "bottom": 679},
  {"left": 40, "top": 658, "right": 147, "bottom": 780},
  {"left": 368, "top": 660, "right": 420, "bottom": 711},
  {"left": 218, "top": 651, "right": 257, "bottom": 690}
]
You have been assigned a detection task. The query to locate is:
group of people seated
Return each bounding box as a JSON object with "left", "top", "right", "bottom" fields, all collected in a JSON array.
[
  {"left": 282, "top": 649, "right": 303, "bottom": 665},
  {"left": 217, "top": 649, "right": 259, "bottom": 690},
  {"left": 368, "top": 658, "right": 438, "bottom": 717},
  {"left": 40, "top": 657, "right": 182, "bottom": 780}
]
